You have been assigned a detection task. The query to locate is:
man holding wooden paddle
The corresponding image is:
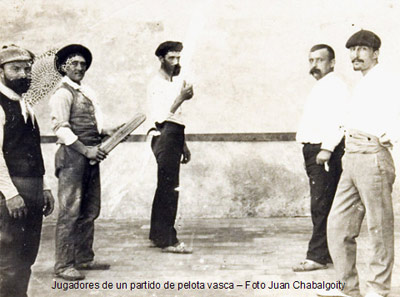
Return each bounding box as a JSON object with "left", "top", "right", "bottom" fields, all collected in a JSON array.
[{"left": 49, "top": 44, "right": 125, "bottom": 280}]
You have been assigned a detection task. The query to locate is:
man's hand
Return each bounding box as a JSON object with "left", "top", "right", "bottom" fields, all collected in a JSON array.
[
  {"left": 43, "top": 190, "right": 55, "bottom": 217},
  {"left": 170, "top": 81, "right": 194, "bottom": 114},
  {"left": 180, "top": 80, "right": 194, "bottom": 101},
  {"left": 181, "top": 142, "right": 191, "bottom": 164},
  {"left": 86, "top": 146, "right": 107, "bottom": 162},
  {"left": 5, "top": 194, "right": 27, "bottom": 219},
  {"left": 316, "top": 149, "right": 332, "bottom": 165}
]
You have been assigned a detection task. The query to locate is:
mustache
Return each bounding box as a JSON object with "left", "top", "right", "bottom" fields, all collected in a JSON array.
[
  {"left": 309, "top": 67, "right": 321, "bottom": 75},
  {"left": 352, "top": 58, "right": 364, "bottom": 63}
]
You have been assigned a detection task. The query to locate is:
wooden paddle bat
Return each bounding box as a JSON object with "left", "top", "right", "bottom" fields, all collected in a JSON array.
[{"left": 90, "top": 113, "right": 146, "bottom": 165}]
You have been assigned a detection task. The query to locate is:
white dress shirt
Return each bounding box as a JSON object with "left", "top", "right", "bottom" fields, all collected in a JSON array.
[
  {"left": 344, "top": 64, "right": 400, "bottom": 142},
  {"left": 50, "top": 76, "right": 104, "bottom": 145},
  {"left": 296, "top": 72, "right": 349, "bottom": 152},
  {"left": 147, "top": 70, "right": 186, "bottom": 130}
]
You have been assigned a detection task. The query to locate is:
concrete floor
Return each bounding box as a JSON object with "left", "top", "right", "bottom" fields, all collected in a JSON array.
[{"left": 29, "top": 217, "right": 400, "bottom": 297}]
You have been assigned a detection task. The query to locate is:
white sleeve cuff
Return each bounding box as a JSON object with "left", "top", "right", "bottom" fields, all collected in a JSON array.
[
  {"left": 321, "top": 129, "right": 344, "bottom": 152},
  {"left": 55, "top": 127, "right": 78, "bottom": 145},
  {"left": 43, "top": 176, "right": 51, "bottom": 191},
  {"left": 1, "top": 187, "right": 19, "bottom": 201},
  {"left": 320, "top": 143, "right": 335, "bottom": 152}
]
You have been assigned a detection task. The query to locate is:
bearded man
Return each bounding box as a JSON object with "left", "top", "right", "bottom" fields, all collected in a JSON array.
[
  {"left": 147, "top": 41, "right": 193, "bottom": 253},
  {"left": 0, "top": 44, "right": 54, "bottom": 297}
]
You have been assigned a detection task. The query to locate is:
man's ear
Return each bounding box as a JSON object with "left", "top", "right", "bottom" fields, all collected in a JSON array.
[
  {"left": 330, "top": 58, "right": 336, "bottom": 69},
  {"left": 373, "top": 49, "right": 380, "bottom": 61},
  {"left": 158, "top": 56, "right": 164, "bottom": 63},
  {"left": 60, "top": 63, "right": 67, "bottom": 74}
]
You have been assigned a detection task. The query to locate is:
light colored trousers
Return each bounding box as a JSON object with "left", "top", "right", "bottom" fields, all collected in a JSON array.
[{"left": 327, "top": 130, "right": 395, "bottom": 297}]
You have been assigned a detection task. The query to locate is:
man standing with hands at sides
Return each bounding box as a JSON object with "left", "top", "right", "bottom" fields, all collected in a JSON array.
[
  {"left": 0, "top": 45, "right": 54, "bottom": 297},
  {"left": 147, "top": 41, "right": 193, "bottom": 253},
  {"left": 293, "top": 44, "right": 348, "bottom": 272},
  {"left": 50, "top": 44, "right": 119, "bottom": 281},
  {"left": 318, "top": 30, "right": 399, "bottom": 297}
]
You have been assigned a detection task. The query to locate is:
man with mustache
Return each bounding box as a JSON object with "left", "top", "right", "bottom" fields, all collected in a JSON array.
[
  {"left": 294, "top": 44, "right": 348, "bottom": 272},
  {"left": 318, "top": 30, "right": 399, "bottom": 297},
  {"left": 147, "top": 41, "right": 193, "bottom": 253},
  {"left": 50, "top": 44, "right": 118, "bottom": 280},
  {"left": 0, "top": 44, "right": 55, "bottom": 297}
]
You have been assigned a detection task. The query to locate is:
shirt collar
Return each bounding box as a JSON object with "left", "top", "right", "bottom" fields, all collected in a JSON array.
[
  {"left": 362, "top": 63, "right": 381, "bottom": 79},
  {"left": 0, "top": 81, "right": 22, "bottom": 101},
  {"left": 319, "top": 71, "right": 335, "bottom": 82},
  {"left": 62, "top": 76, "right": 82, "bottom": 90},
  {"left": 62, "top": 76, "right": 97, "bottom": 102},
  {"left": 0, "top": 80, "right": 35, "bottom": 124},
  {"left": 158, "top": 68, "right": 178, "bottom": 82}
]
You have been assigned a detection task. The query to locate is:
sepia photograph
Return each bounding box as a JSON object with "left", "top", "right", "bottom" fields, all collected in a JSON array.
[{"left": 0, "top": 0, "right": 399, "bottom": 296}]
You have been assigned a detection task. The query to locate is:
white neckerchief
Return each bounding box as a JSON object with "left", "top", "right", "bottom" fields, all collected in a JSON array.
[
  {"left": 62, "top": 76, "right": 104, "bottom": 133},
  {"left": 0, "top": 81, "right": 35, "bottom": 125}
]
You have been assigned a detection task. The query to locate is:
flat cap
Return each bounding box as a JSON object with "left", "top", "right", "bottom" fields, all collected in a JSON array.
[
  {"left": 155, "top": 41, "right": 183, "bottom": 57},
  {"left": 346, "top": 29, "right": 381, "bottom": 50},
  {"left": 0, "top": 44, "right": 34, "bottom": 66},
  {"left": 55, "top": 44, "right": 92, "bottom": 74}
]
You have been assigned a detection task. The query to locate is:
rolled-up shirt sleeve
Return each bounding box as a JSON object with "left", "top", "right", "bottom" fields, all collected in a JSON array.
[
  {"left": 49, "top": 88, "right": 78, "bottom": 145},
  {"left": 0, "top": 108, "right": 19, "bottom": 200}
]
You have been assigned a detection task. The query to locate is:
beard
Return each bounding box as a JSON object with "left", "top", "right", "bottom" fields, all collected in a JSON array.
[
  {"left": 4, "top": 77, "right": 31, "bottom": 95},
  {"left": 162, "top": 62, "right": 181, "bottom": 77},
  {"left": 172, "top": 64, "right": 181, "bottom": 76}
]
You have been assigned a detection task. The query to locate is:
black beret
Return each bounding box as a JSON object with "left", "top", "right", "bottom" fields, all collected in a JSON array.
[
  {"left": 155, "top": 41, "right": 183, "bottom": 57},
  {"left": 55, "top": 44, "right": 92, "bottom": 74},
  {"left": 345, "top": 30, "right": 381, "bottom": 50}
]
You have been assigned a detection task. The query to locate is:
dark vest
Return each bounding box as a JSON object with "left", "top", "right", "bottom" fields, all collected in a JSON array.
[
  {"left": 0, "top": 93, "right": 45, "bottom": 177},
  {"left": 58, "top": 83, "right": 101, "bottom": 146}
]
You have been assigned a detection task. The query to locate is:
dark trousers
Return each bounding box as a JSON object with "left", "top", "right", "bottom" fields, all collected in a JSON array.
[
  {"left": 303, "top": 139, "right": 344, "bottom": 264},
  {"left": 0, "top": 177, "right": 44, "bottom": 297},
  {"left": 149, "top": 122, "right": 185, "bottom": 248},
  {"left": 54, "top": 145, "right": 101, "bottom": 273}
]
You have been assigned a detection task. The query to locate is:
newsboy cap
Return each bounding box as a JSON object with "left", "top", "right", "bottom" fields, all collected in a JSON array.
[
  {"left": 55, "top": 44, "right": 92, "bottom": 74},
  {"left": 155, "top": 41, "right": 183, "bottom": 57},
  {"left": 0, "top": 44, "right": 34, "bottom": 66},
  {"left": 345, "top": 30, "right": 381, "bottom": 50}
]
